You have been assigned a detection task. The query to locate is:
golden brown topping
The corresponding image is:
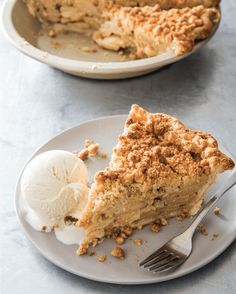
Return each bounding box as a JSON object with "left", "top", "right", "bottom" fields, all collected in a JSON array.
[
  {"left": 98, "top": 255, "right": 106, "bottom": 262},
  {"left": 198, "top": 223, "right": 208, "bottom": 236},
  {"left": 111, "top": 247, "right": 125, "bottom": 259},
  {"left": 123, "top": 226, "right": 133, "bottom": 236},
  {"left": 76, "top": 245, "right": 87, "bottom": 256},
  {"left": 94, "top": 5, "right": 221, "bottom": 58},
  {"left": 211, "top": 233, "right": 219, "bottom": 240},
  {"left": 88, "top": 144, "right": 100, "bottom": 157},
  {"left": 78, "top": 148, "right": 89, "bottom": 161},
  {"left": 160, "top": 217, "right": 168, "bottom": 226},
  {"left": 134, "top": 239, "right": 143, "bottom": 246},
  {"left": 115, "top": 235, "right": 125, "bottom": 245},
  {"left": 213, "top": 207, "right": 220, "bottom": 215},
  {"left": 150, "top": 223, "right": 161, "bottom": 233},
  {"left": 100, "top": 152, "right": 108, "bottom": 159},
  {"left": 40, "top": 225, "right": 47, "bottom": 232},
  {"left": 94, "top": 105, "right": 234, "bottom": 186}
]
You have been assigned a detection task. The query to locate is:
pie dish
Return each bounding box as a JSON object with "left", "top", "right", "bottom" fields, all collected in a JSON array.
[
  {"left": 77, "top": 105, "right": 234, "bottom": 254},
  {"left": 24, "top": 0, "right": 221, "bottom": 59},
  {"left": 1, "top": 0, "right": 221, "bottom": 79}
]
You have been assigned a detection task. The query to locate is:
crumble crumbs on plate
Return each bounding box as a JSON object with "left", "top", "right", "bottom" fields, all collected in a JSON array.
[
  {"left": 98, "top": 255, "right": 106, "bottom": 262},
  {"left": 211, "top": 233, "right": 219, "bottom": 240},
  {"left": 40, "top": 225, "right": 47, "bottom": 232},
  {"left": 111, "top": 247, "right": 125, "bottom": 259},
  {"left": 198, "top": 223, "right": 208, "bottom": 236},
  {"left": 150, "top": 223, "right": 161, "bottom": 233},
  {"left": 214, "top": 207, "right": 221, "bottom": 215},
  {"left": 134, "top": 239, "right": 143, "bottom": 246}
]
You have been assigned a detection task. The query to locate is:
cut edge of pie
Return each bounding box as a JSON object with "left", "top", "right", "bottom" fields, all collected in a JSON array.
[
  {"left": 93, "top": 5, "right": 220, "bottom": 58},
  {"left": 76, "top": 104, "right": 234, "bottom": 255},
  {"left": 24, "top": 0, "right": 221, "bottom": 58}
]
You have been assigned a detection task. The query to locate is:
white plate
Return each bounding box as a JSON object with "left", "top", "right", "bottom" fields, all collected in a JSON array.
[
  {"left": 15, "top": 115, "right": 236, "bottom": 284},
  {"left": 1, "top": 0, "right": 220, "bottom": 79}
]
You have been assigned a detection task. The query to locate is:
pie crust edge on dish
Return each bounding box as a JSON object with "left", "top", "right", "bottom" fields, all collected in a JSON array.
[{"left": 76, "top": 104, "right": 234, "bottom": 255}]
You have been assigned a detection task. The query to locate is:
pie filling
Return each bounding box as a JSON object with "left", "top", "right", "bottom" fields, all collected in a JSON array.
[
  {"left": 24, "top": 0, "right": 221, "bottom": 58},
  {"left": 75, "top": 105, "right": 234, "bottom": 254},
  {"left": 93, "top": 5, "right": 220, "bottom": 57}
]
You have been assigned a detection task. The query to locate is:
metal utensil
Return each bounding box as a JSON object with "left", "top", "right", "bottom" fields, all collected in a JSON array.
[{"left": 139, "top": 173, "right": 236, "bottom": 274}]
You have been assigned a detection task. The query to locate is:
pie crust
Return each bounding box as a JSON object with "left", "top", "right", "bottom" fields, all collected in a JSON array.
[{"left": 76, "top": 105, "right": 234, "bottom": 254}]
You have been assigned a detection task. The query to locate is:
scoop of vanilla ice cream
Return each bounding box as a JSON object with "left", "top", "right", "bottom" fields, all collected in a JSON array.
[{"left": 21, "top": 150, "right": 89, "bottom": 231}]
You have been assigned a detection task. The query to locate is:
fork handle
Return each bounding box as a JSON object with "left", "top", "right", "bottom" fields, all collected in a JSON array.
[{"left": 183, "top": 172, "right": 236, "bottom": 238}]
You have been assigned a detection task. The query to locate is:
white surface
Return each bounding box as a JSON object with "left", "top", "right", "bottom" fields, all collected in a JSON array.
[
  {"left": 15, "top": 115, "right": 236, "bottom": 285},
  {"left": 1, "top": 0, "right": 220, "bottom": 79}
]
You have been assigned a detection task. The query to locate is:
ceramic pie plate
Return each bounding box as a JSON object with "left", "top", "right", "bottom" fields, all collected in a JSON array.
[
  {"left": 1, "top": 0, "right": 221, "bottom": 79},
  {"left": 15, "top": 115, "right": 236, "bottom": 284}
]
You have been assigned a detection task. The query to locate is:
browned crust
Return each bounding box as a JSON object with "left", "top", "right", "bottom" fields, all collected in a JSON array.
[
  {"left": 96, "top": 104, "right": 234, "bottom": 184},
  {"left": 78, "top": 104, "right": 234, "bottom": 230}
]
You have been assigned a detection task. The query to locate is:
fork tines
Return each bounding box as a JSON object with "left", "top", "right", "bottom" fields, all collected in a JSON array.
[{"left": 139, "top": 246, "right": 185, "bottom": 273}]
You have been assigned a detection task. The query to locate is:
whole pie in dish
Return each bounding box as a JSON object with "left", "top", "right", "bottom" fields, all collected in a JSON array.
[
  {"left": 76, "top": 105, "right": 234, "bottom": 255},
  {"left": 24, "top": 0, "right": 221, "bottom": 58}
]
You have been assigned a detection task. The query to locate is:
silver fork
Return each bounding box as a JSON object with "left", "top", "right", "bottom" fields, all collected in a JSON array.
[{"left": 139, "top": 172, "right": 236, "bottom": 274}]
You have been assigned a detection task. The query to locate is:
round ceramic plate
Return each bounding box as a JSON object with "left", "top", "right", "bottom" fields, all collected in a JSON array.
[
  {"left": 15, "top": 115, "right": 236, "bottom": 284},
  {"left": 1, "top": 0, "right": 220, "bottom": 79}
]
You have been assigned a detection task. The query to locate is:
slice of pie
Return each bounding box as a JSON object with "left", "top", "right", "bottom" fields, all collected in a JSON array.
[
  {"left": 76, "top": 104, "right": 234, "bottom": 254},
  {"left": 93, "top": 4, "right": 220, "bottom": 57}
]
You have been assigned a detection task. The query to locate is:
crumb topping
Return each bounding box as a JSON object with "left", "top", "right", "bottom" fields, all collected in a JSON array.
[
  {"left": 150, "top": 223, "right": 161, "bottom": 233},
  {"left": 213, "top": 207, "right": 220, "bottom": 215},
  {"left": 134, "top": 238, "right": 143, "bottom": 246},
  {"left": 88, "top": 143, "right": 100, "bottom": 156},
  {"left": 40, "top": 225, "right": 47, "bottom": 232},
  {"left": 94, "top": 4, "right": 220, "bottom": 57},
  {"left": 211, "top": 233, "right": 219, "bottom": 240},
  {"left": 198, "top": 223, "right": 208, "bottom": 235},
  {"left": 115, "top": 235, "right": 125, "bottom": 245},
  {"left": 76, "top": 140, "right": 100, "bottom": 160},
  {"left": 78, "top": 148, "right": 89, "bottom": 161},
  {"left": 98, "top": 255, "right": 106, "bottom": 262},
  {"left": 95, "top": 105, "right": 234, "bottom": 186},
  {"left": 111, "top": 247, "right": 125, "bottom": 259},
  {"left": 100, "top": 152, "right": 108, "bottom": 159},
  {"left": 123, "top": 226, "right": 133, "bottom": 236}
]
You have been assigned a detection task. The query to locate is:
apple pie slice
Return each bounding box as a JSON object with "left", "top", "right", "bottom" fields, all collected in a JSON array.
[
  {"left": 76, "top": 105, "right": 234, "bottom": 254},
  {"left": 93, "top": 4, "right": 220, "bottom": 57}
]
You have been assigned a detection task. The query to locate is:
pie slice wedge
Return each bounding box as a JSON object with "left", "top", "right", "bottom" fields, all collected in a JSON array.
[
  {"left": 76, "top": 104, "right": 234, "bottom": 255},
  {"left": 93, "top": 4, "right": 220, "bottom": 57}
]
